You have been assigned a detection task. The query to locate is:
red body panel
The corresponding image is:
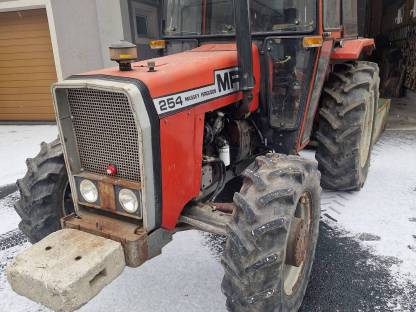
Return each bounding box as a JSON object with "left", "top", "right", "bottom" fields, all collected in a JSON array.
[
  {"left": 86, "top": 44, "right": 260, "bottom": 104},
  {"left": 331, "top": 38, "right": 375, "bottom": 60},
  {"left": 160, "top": 110, "right": 203, "bottom": 229},
  {"left": 83, "top": 44, "right": 261, "bottom": 230}
]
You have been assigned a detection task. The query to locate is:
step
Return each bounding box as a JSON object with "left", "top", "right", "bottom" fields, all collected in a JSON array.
[{"left": 7, "top": 229, "right": 126, "bottom": 312}]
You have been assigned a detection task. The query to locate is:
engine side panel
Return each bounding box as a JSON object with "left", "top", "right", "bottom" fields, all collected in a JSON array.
[
  {"left": 159, "top": 53, "right": 261, "bottom": 230},
  {"left": 160, "top": 110, "right": 203, "bottom": 229}
]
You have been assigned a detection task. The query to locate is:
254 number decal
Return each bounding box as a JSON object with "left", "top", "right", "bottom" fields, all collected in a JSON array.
[{"left": 158, "top": 96, "right": 183, "bottom": 112}]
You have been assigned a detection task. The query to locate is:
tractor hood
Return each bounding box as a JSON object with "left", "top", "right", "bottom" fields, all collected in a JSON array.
[{"left": 77, "top": 44, "right": 260, "bottom": 117}]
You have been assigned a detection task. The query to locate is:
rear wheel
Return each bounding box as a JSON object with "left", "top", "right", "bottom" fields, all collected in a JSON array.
[
  {"left": 14, "top": 139, "right": 73, "bottom": 243},
  {"left": 221, "top": 153, "right": 321, "bottom": 312},
  {"left": 316, "top": 61, "right": 380, "bottom": 191}
]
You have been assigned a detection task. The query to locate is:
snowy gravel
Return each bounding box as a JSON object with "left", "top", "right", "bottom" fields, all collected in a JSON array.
[
  {"left": 301, "top": 130, "right": 416, "bottom": 283},
  {"left": 0, "top": 192, "right": 20, "bottom": 235},
  {"left": 0, "top": 125, "right": 415, "bottom": 311}
]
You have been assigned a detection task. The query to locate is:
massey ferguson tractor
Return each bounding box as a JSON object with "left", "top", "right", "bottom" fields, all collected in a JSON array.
[{"left": 7, "top": 0, "right": 386, "bottom": 311}]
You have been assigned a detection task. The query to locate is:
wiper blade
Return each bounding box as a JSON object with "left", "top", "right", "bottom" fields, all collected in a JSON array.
[
  {"left": 165, "top": 29, "right": 201, "bottom": 36},
  {"left": 272, "top": 22, "right": 314, "bottom": 31}
]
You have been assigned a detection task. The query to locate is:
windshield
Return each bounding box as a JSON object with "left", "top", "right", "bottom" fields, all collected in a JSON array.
[{"left": 163, "top": 0, "right": 316, "bottom": 36}]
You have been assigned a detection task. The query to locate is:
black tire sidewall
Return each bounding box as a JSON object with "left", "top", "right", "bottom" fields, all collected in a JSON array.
[{"left": 55, "top": 173, "right": 70, "bottom": 218}]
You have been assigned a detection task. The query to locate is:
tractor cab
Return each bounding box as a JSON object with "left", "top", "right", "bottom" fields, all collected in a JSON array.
[
  {"left": 161, "top": 0, "right": 360, "bottom": 38},
  {"left": 162, "top": 0, "right": 315, "bottom": 37}
]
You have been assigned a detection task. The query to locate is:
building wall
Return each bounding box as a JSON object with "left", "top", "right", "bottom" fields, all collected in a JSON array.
[
  {"left": 51, "top": 0, "right": 129, "bottom": 78},
  {"left": 0, "top": 0, "right": 128, "bottom": 80},
  {"left": 95, "top": 0, "right": 126, "bottom": 68},
  {"left": 49, "top": 0, "right": 103, "bottom": 78},
  {"left": 120, "top": 0, "right": 133, "bottom": 43}
]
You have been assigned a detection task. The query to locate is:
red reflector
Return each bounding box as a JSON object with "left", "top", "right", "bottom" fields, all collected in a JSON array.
[{"left": 106, "top": 164, "right": 117, "bottom": 175}]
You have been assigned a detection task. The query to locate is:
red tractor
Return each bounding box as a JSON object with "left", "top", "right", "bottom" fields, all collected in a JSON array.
[{"left": 9, "top": 0, "right": 383, "bottom": 311}]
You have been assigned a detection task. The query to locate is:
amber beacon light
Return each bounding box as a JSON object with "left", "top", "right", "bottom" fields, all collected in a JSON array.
[{"left": 109, "top": 40, "right": 138, "bottom": 71}]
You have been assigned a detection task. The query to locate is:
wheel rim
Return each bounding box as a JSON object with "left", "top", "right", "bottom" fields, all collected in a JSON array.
[
  {"left": 283, "top": 192, "right": 312, "bottom": 296},
  {"left": 61, "top": 181, "right": 74, "bottom": 217},
  {"left": 360, "top": 93, "right": 375, "bottom": 167}
]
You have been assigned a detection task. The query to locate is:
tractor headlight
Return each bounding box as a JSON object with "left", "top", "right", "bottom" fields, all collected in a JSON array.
[
  {"left": 119, "top": 189, "right": 139, "bottom": 214},
  {"left": 79, "top": 179, "right": 99, "bottom": 203}
]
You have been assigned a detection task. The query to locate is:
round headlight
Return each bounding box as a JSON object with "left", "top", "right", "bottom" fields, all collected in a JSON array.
[
  {"left": 119, "top": 189, "right": 139, "bottom": 214},
  {"left": 79, "top": 179, "right": 98, "bottom": 203}
]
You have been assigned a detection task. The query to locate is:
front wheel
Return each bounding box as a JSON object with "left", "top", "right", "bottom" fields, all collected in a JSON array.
[
  {"left": 14, "top": 139, "right": 74, "bottom": 243},
  {"left": 221, "top": 153, "right": 321, "bottom": 311}
]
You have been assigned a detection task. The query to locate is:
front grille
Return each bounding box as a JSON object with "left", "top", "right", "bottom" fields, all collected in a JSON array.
[{"left": 67, "top": 88, "right": 142, "bottom": 182}]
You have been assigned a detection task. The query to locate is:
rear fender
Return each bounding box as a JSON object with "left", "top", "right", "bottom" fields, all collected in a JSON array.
[{"left": 331, "top": 38, "right": 375, "bottom": 61}]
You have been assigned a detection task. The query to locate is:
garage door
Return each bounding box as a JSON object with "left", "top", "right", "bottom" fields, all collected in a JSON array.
[{"left": 0, "top": 9, "right": 57, "bottom": 121}]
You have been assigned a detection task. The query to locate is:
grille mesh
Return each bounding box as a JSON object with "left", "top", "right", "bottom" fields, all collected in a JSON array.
[{"left": 67, "top": 88, "right": 142, "bottom": 182}]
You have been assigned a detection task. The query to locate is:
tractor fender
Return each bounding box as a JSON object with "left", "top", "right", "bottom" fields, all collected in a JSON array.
[{"left": 331, "top": 38, "right": 375, "bottom": 61}]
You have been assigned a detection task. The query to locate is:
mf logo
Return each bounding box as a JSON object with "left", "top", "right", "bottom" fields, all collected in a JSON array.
[
  {"left": 217, "top": 69, "right": 239, "bottom": 93},
  {"left": 153, "top": 67, "right": 241, "bottom": 115}
]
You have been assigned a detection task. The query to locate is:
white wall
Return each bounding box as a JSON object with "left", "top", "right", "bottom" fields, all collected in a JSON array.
[
  {"left": 120, "top": 0, "right": 133, "bottom": 42},
  {"left": 95, "top": 0, "right": 126, "bottom": 68},
  {"left": 49, "top": 0, "right": 104, "bottom": 78}
]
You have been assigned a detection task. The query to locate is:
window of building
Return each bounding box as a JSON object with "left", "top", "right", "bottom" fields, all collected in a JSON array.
[{"left": 136, "top": 15, "right": 148, "bottom": 36}]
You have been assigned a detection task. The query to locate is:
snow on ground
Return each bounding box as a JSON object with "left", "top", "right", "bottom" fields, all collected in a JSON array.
[
  {"left": 0, "top": 231, "right": 226, "bottom": 312},
  {"left": 302, "top": 130, "right": 416, "bottom": 283},
  {"left": 0, "top": 125, "right": 415, "bottom": 311},
  {"left": 81, "top": 230, "right": 226, "bottom": 312},
  {"left": 0, "top": 125, "right": 57, "bottom": 185}
]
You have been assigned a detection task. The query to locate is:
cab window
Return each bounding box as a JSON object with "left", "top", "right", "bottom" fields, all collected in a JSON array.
[{"left": 323, "top": 0, "right": 341, "bottom": 30}]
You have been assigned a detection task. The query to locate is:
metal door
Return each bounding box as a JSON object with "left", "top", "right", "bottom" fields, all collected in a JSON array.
[{"left": 130, "top": 1, "right": 160, "bottom": 60}]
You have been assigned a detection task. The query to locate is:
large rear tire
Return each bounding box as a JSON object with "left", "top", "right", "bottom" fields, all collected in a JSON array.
[
  {"left": 316, "top": 61, "right": 380, "bottom": 191},
  {"left": 221, "top": 153, "right": 321, "bottom": 312},
  {"left": 14, "top": 139, "right": 73, "bottom": 243}
]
